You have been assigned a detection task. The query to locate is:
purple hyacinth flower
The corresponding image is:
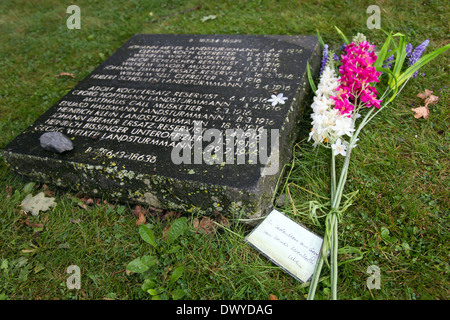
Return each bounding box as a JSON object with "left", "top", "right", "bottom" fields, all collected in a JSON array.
[
  {"left": 406, "top": 43, "right": 413, "bottom": 58},
  {"left": 383, "top": 50, "right": 395, "bottom": 69},
  {"left": 320, "top": 44, "right": 329, "bottom": 74},
  {"left": 409, "top": 39, "right": 430, "bottom": 77}
]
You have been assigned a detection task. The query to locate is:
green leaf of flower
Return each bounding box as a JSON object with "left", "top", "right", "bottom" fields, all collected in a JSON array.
[
  {"left": 373, "top": 31, "right": 393, "bottom": 70},
  {"left": 22, "top": 182, "right": 35, "bottom": 194},
  {"left": 147, "top": 288, "right": 159, "bottom": 296},
  {"left": 307, "top": 61, "right": 317, "bottom": 93},
  {"left": 380, "top": 226, "right": 390, "bottom": 239},
  {"left": 171, "top": 289, "right": 186, "bottom": 300},
  {"left": 169, "top": 266, "right": 184, "bottom": 285},
  {"left": 334, "top": 26, "right": 349, "bottom": 45},
  {"left": 141, "top": 278, "right": 156, "bottom": 292},
  {"left": 167, "top": 217, "right": 187, "bottom": 244},
  {"left": 166, "top": 245, "right": 181, "bottom": 254},
  {"left": 139, "top": 225, "right": 157, "bottom": 248},
  {"left": 126, "top": 255, "right": 157, "bottom": 273}
]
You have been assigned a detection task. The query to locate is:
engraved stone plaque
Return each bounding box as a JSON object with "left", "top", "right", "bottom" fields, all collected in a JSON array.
[{"left": 2, "top": 34, "right": 320, "bottom": 221}]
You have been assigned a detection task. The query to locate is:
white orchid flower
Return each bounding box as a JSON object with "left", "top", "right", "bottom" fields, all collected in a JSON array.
[
  {"left": 331, "top": 139, "right": 347, "bottom": 157},
  {"left": 267, "top": 93, "right": 288, "bottom": 106}
]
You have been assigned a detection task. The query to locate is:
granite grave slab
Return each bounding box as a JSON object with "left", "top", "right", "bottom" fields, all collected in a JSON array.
[{"left": 2, "top": 34, "right": 320, "bottom": 221}]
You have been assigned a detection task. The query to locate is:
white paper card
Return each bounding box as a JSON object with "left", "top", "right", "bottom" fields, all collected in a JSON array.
[{"left": 245, "top": 209, "right": 323, "bottom": 282}]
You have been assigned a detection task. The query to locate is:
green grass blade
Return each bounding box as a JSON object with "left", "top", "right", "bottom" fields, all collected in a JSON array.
[
  {"left": 337, "top": 246, "right": 364, "bottom": 265},
  {"left": 334, "top": 26, "right": 349, "bottom": 45},
  {"left": 392, "top": 34, "right": 406, "bottom": 78},
  {"left": 307, "top": 61, "right": 317, "bottom": 92},
  {"left": 316, "top": 28, "right": 325, "bottom": 48},
  {"left": 387, "top": 34, "right": 406, "bottom": 88},
  {"left": 373, "top": 31, "right": 393, "bottom": 70}
]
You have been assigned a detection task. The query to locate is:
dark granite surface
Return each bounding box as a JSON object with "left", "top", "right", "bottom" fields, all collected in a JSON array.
[{"left": 2, "top": 34, "right": 320, "bottom": 221}]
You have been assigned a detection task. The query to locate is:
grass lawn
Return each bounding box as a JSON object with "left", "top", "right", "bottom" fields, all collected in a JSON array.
[{"left": 0, "top": 0, "right": 448, "bottom": 300}]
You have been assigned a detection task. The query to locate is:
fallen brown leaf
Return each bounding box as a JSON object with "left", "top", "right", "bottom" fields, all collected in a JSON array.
[
  {"left": 269, "top": 294, "right": 278, "bottom": 300},
  {"left": 42, "top": 183, "right": 56, "bottom": 197},
  {"left": 132, "top": 205, "right": 147, "bottom": 225},
  {"left": 412, "top": 106, "right": 430, "bottom": 119},
  {"left": 163, "top": 223, "right": 171, "bottom": 239},
  {"left": 417, "top": 89, "right": 439, "bottom": 107},
  {"left": 44, "top": 189, "right": 55, "bottom": 197},
  {"left": 136, "top": 211, "right": 146, "bottom": 226},
  {"left": 417, "top": 89, "right": 433, "bottom": 100},
  {"left": 193, "top": 217, "right": 199, "bottom": 229},
  {"left": 193, "top": 216, "right": 217, "bottom": 234},
  {"left": 148, "top": 205, "right": 163, "bottom": 213},
  {"left": 132, "top": 205, "right": 146, "bottom": 218},
  {"left": 25, "top": 218, "right": 44, "bottom": 229},
  {"left": 424, "top": 94, "right": 439, "bottom": 106},
  {"left": 161, "top": 210, "right": 180, "bottom": 221}
]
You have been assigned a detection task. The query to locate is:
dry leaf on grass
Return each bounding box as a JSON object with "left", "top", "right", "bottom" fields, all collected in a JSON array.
[
  {"left": 41, "top": 184, "right": 55, "bottom": 197},
  {"left": 269, "top": 294, "right": 278, "bottom": 300},
  {"left": 21, "top": 192, "right": 56, "bottom": 216},
  {"left": 161, "top": 210, "right": 180, "bottom": 221},
  {"left": 412, "top": 89, "right": 439, "bottom": 119},
  {"left": 193, "top": 216, "right": 217, "bottom": 234},
  {"left": 424, "top": 94, "right": 439, "bottom": 106},
  {"left": 136, "top": 211, "right": 146, "bottom": 226},
  {"left": 417, "top": 89, "right": 439, "bottom": 106},
  {"left": 24, "top": 218, "right": 44, "bottom": 229},
  {"left": 411, "top": 106, "right": 430, "bottom": 119},
  {"left": 148, "top": 205, "right": 163, "bottom": 214},
  {"left": 44, "top": 189, "right": 55, "bottom": 197},
  {"left": 132, "top": 205, "right": 147, "bottom": 225},
  {"left": 162, "top": 223, "right": 171, "bottom": 239},
  {"left": 417, "top": 89, "right": 434, "bottom": 100},
  {"left": 132, "top": 205, "right": 146, "bottom": 218},
  {"left": 57, "top": 72, "right": 75, "bottom": 78}
]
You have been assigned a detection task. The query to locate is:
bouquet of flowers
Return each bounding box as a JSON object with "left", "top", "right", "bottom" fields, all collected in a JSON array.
[{"left": 305, "top": 27, "right": 449, "bottom": 300}]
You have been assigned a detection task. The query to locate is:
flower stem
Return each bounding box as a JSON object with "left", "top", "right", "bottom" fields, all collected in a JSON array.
[
  {"left": 331, "top": 149, "right": 336, "bottom": 202},
  {"left": 306, "top": 249, "right": 325, "bottom": 300},
  {"left": 330, "top": 212, "right": 339, "bottom": 300}
]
